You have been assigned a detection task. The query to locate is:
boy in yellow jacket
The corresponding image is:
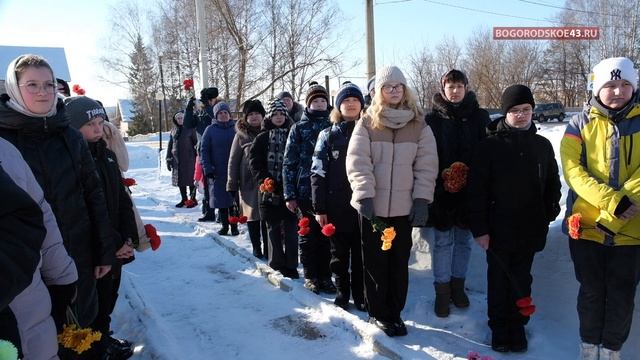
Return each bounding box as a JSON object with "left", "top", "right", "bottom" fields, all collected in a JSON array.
[{"left": 561, "top": 57, "right": 640, "bottom": 360}]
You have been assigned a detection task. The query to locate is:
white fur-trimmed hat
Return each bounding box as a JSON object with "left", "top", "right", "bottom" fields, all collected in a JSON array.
[{"left": 592, "top": 57, "right": 638, "bottom": 96}]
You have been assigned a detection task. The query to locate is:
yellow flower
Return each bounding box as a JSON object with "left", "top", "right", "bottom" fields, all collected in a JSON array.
[
  {"left": 58, "top": 324, "right": 102, "bottom": 354},
  {"left": 381, "top": 241, "right": 392, "bottom": 251}
]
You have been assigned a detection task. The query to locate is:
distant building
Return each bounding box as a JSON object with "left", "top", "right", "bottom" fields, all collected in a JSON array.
[
  {"left": 0, "top": 46, "right": 71, "bottom": 92},
  {"left": 114, "top": 99, "right": 136, "bottom": 138}
]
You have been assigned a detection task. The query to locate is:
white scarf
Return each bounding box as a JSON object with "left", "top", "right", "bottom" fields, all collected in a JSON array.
[{"left": 4, "top": 56, "right": 58, "bottom": 118}]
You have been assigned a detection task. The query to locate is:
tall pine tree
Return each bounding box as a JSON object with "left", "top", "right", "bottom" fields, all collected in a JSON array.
[{"left": 128, "top": 34, "right": 158, "bottom": 136}]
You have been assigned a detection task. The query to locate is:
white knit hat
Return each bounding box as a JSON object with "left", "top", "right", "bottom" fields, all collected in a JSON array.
[
  {"left": 592, "top": 57, "right": 638, "bottom": 96},
  {"left": 375, "top": 66, "right": 407, "bottom": 92}
]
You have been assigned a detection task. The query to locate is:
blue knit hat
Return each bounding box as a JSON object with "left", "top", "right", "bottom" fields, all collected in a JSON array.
[
  {"left": 213, "top": 102, "right": 230, "bottom": 119},
  {"left": 335, "top": 82, "right": 364, "bottom": 110}
]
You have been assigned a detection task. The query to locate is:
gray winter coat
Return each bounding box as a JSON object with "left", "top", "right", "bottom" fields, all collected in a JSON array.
[
  {"left": 1, "top": 137, "right": 78, "bottom": 360},
  {"left": 227, "top": 123, "right": 261, "bottom": 221}
]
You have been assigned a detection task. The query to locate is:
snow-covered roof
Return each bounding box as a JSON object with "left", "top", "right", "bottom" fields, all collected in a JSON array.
[
  {"left": 117, "top": 99, "right": 136, "bottom": 122},
  {"left": 0, "top": 46, "right": 71, "bottom": 81}
]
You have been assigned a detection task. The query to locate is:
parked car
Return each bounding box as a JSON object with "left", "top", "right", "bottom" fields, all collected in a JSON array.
[{"left": 533, "top": 102, "right": 565, "bottom": 123}]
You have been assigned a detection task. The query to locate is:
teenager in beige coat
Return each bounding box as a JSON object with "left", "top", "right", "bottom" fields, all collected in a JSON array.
[{"left": 346, "top": 65, "right": 438, "bottom": 337}]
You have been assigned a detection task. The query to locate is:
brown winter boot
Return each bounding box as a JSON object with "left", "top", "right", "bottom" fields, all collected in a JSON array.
[
  {"left": 450, "top": 277, "right": 470, "bottom": 308},
  {"left": 434, "top": 282, "right": 451, "bottom": 317}
]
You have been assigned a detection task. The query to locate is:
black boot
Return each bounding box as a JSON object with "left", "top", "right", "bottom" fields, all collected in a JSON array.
[
  {"left": 450, "top": 277, "right": 470, "bottom": 308},
  {"left": 510, "top": 324, "right": 528, "bottom": 352},
  {"left": 198, "top": 212, "right": 215, "bottom": 222},
  {"left": 230, "top": 223, "right": 239, "bottom": 236},
  {"left": 319, "top": 277, "right": 337, "bottom": 294},
  {"left": 334, "top": 275, "right": 350, "bottom": 310},
  {"left": 217, "top": 208, "right": 230, "bottom": 234},
  {"left": 491, "top": 326, "right": 510, "bottom": 353},
  {"left": 304, "top": 278, "right": 320, "bottom": 294},
  {"left": 434, "top": 282, "right": 451, "bottom": 317},
  {"left": 175, "top": 200, "right": 186, "bottom": 208},
  {"left": 248, "top": 221, "right": 263, "bottom": 257}
]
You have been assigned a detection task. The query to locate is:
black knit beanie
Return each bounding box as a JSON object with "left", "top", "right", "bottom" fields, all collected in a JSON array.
[
  {"left": 200, "top": 87, "right": 219, "bottom": 102},
  {"left": 242, "top": 99, "right": 266, "bottom": 117},
  {"left": 500, "top": 85, "right": 535, "bottom": 115},
  {"left": 64, "top": 96, "right": 107, "bottom": 129}
]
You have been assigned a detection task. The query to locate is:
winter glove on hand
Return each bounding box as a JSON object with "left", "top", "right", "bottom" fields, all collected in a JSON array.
[
  {"left": 408, "top": 198, "right": 429, "bottom": 227},
  {"left": 186, "top": 97, "right": 196, "bottom": 111},
  {"left": 47, "top": 282, "right": 77, "bottom": 332},
  {"left": 166, "top": 159, "right": 173, "bottom": 172},
  {"left": 357, "top": 198, "right": 375, "bottom": 220}
]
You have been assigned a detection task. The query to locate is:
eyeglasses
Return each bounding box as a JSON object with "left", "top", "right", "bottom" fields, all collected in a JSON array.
[
  {"left": 19, "top": 81, "right": 56, "bottom": 95},
  {"left": 381, "top": 84, "right": 404, "bottom": 94},
  {"left": 508, "top": 108, "right": 532, "bottom": 116}
]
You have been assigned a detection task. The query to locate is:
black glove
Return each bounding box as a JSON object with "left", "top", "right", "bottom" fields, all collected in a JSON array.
[
  {"left": 47, "top": 282, "right": 77, "bottom": 332},
  {"left": 166, "top": 159, "right": 173, "bottom": 171},
  {"left": 357, "top": 198, "right": 375, "bottom": 220},
  {"left": 186, "top": 97, "right": 196, "bottom": 111},
  {"left": 206, "top": 173, "right": 215, "bottom": 179},
  {"left": 408, "top": 198, "right": 429, "bottom": 226}
]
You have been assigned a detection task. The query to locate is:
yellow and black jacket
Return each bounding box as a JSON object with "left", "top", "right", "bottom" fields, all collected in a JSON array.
[{"left": 561, "top": 97, "right": 640, "bottom": 245}]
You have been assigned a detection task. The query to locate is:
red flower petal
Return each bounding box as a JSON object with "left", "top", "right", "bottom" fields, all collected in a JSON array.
[
  {"left": 515, "top": 296, "right": 533, "bottom": 308},
  {"left": 298, "top": 226, "right": 310, "bottom": 236},
  {"left": 238, "top": 216, "right": 248, "bottom": 224},
  {"left": 321, "top": 223, "right": 336, "bottom": 237},
  {"left": 518, "top": 304, "right": 536, "bottom": 317},
  {"left": 122, "top": 178, "right": 137, "bottom": 187},
  {"left": 228, "top": 216, "right": 239, "bottom": 224},
  {"left": 150, "top": 235, "right": 161, "bottom": 251},
  {"left": 298, "top": 217, "right": 310, "bottom": 227}
]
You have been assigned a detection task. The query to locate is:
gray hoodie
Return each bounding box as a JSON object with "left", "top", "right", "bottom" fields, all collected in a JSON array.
[{"left": 1, "top": 137, "right": 78, "bottom": 360}]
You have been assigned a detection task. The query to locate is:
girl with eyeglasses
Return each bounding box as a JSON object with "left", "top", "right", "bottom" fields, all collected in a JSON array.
[{"left": 346, "top": 65, "right": 438, "bottom": 337}]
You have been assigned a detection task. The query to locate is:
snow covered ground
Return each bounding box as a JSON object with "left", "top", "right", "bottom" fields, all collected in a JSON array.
[{"left": 111, "top": 122, "right": 640, "bottom": 359}]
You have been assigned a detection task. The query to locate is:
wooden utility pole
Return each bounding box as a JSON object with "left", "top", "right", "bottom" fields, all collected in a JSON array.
[
  {"left": 195, "top": 0, "right": 209, "bottom": 89},
  {"left": 365, "top": 0, "right": 376, "bottom": 79}
]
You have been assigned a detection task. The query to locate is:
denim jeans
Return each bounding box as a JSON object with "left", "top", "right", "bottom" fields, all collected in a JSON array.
[{"left": 425, "top": 226, "right": 472, "bottom": 283}]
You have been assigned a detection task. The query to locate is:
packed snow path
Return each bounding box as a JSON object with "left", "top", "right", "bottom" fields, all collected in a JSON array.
[{"left": 111, "top": 128, "right": 640, "bottom": 359}]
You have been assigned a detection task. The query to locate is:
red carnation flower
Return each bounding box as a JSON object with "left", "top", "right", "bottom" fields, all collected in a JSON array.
[
  {"left": 519, "top": 304, "right": 536, "bottom": 317},
  {"left": 298, "top": 226, "right": 311, "bottom": 236},
  {"left": 144, "top": 224, "right": 161, "bottom": 251},
  {"left": 321, "top": 223, "right": 336, "bottom": 237},
  {"left": 183, "top": 78, "right": 194, "bottom": 91},
  {"left": 515, "top": 296, "right": 532, "bottom": 308},
  {"left": 228, "top": 216, "right": 239, "bottom": 225},
  {"left": 298, "top": 217, "right": 310, "bottom": 228},
  {"left": 238, "top": 215, "right": 248, "bottom": 224},
  {"left": 122, "top": 178, "right": 137, "bottom": 187},
  {"left": 72, "top": 84, "right": 81, "bottom": 92}
]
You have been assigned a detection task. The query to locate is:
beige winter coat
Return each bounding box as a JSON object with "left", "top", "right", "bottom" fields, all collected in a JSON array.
[{"left": 346, "top": 112, "right": 438, "bottom": 217}]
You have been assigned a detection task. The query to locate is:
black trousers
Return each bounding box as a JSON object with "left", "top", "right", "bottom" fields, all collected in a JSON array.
[
  {"left": 486, "top": 248, "right": 535, "bottom": 332},
  {"left": 266, "top": 213, "right": 298, "bottom": 271},
  {"left": 297, "top": 199, "right": 331, "bottom": 280},
  {"left": 330, "top": 229, "right": 364, "bottom": 304},
  {"left": 247, "top": 220, "right": 269, "bottom": 255},
  {"left": 202, "top": 179, "right": 211, "bottom": 215},
  {"left": 360, "top": 215, "right": 412, "bottom": 322},
  {"left": 569, "top": 238, "right": 640, "bottom": 351},
  {"left": 92, "top": 262, "right": 122, "bottom": 335},
  {"left": 179, "top": 186, "right": 196, "bottom": 201}
]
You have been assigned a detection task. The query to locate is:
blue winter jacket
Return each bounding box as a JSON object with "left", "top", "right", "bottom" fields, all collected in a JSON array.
[
  {"left": 283, "top": 108, "right": 331, "bottom": 201},
  {"left": 201, "top": 120, "right": 236, "bottom": 208}
]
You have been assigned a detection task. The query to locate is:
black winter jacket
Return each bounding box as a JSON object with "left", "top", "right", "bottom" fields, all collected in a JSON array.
[
  {"left": 0, "top": 98, "right": 116, "bottom": 270},
  {"left": 310, "top": 120, "right": 358, "bottom": 231},
  {"left": 468, "top": 117, "right": 561, "bottom": 252},
  {"left": 89, "top": 140, "right": 138, "bottom": 254},
  {"left": 0, "top": 165, "right": 45, "bottom": 309},
  {"left": 425, "top": 91, "right": 490, "bottom": 230}
]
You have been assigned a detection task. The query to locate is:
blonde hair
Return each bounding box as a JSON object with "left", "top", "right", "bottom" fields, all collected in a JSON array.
[
  {"left": 368, "top": 85, "right": 423, "bottom": 129},
  {"left": 14, "top": 54, "right": 54, "bottom": 81}
]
